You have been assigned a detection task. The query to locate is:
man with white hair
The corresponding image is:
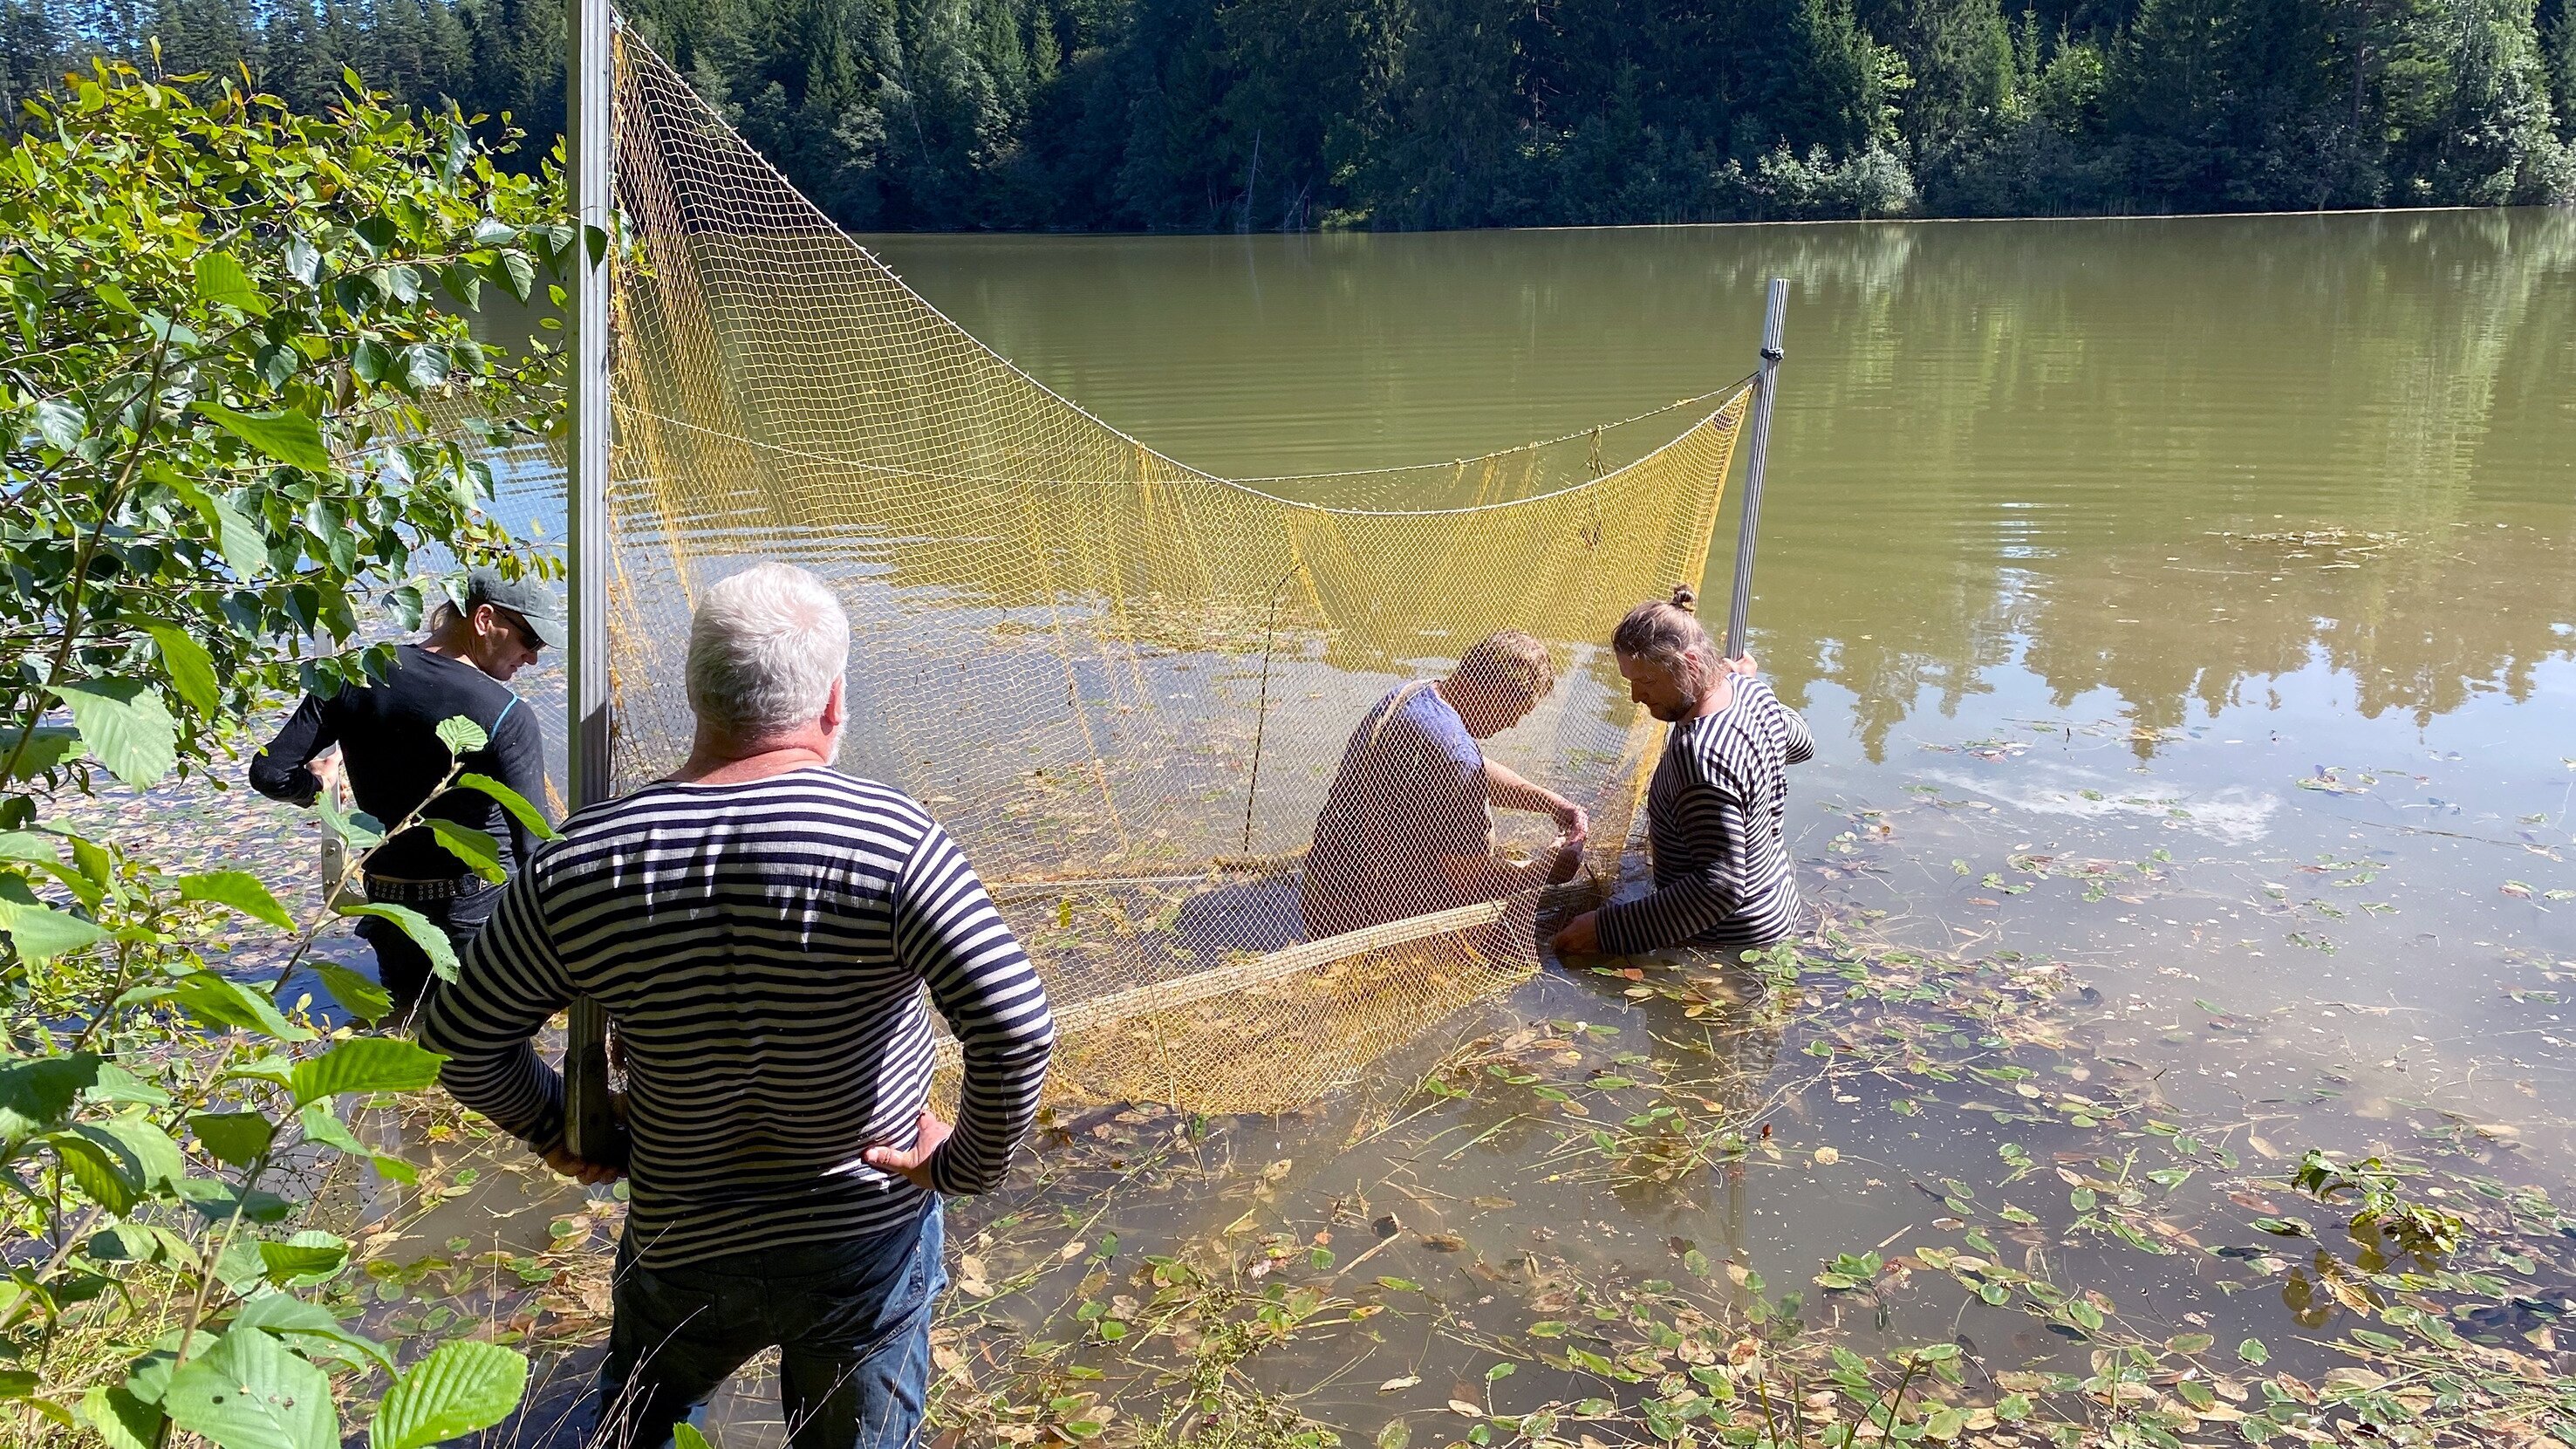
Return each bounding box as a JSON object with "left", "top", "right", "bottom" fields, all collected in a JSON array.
[{"left": 420, "top": 562, "right": 1054, "bottom": 1449}]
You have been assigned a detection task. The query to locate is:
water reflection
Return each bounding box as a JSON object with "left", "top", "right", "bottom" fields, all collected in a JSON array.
[{"left": 862, "top": 208, "right": 2576, "bottom": 765}]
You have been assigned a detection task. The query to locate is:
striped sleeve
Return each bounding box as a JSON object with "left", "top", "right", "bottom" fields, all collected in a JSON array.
[
  {"left": 1592, "top": 769, "right": 1746, "bottom": 953},
  {"left": 895, "top": 822, "right": 1054, "bottom": 1196},
  {"left": 417, "top": 864, "right": 576, "bottom": 1152},
  {"left": 1772, "top": 686, "right": 1817, "bottom": 765}
]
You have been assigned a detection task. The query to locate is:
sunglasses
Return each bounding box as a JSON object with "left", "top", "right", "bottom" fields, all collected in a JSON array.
[{"left": 489, "top": 607, "right": 543, "bottom": 653}]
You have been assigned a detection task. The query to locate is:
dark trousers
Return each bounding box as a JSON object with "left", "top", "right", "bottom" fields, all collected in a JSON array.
[
  {"left": 354, "top": 881, "right": 501, "bottom": 1015},
  {"left": 598, "top": 1203, "right": 946, "bottom": 1449}
]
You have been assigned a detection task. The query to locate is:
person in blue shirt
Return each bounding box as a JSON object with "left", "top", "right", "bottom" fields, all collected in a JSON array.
[{"left": 1301, "top": 629, "right": 1588, "bottom": 940}]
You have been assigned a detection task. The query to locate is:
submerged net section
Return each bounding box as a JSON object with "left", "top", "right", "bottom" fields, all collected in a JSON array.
[{"left": 604, "top": 31, "right": 1750, "bottom": 1113}]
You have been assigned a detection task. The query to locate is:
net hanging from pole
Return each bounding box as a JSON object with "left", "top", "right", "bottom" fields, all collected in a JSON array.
[{"left": 600, "top": 28, "right": 1752, "bottom": 1114}]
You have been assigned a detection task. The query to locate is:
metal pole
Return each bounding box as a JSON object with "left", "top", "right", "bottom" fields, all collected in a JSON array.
[
  {"left": 563, "top": 0, "right": 618, "bottom": 1166},
  {"left": 1725, "top": 278, "right": 1788, "bottom": 660}
]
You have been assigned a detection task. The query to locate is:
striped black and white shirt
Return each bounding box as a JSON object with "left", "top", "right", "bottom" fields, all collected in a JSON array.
[
  {"left": 1595, "top": 677, "right": 1815, "bottom": 955},
  {"left": 418, "top": 767, "right": 1055, "bottom": 1269}
]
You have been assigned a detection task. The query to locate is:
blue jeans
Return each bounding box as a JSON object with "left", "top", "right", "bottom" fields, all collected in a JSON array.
[{"left": 598, "top": 1202, "right": 946, "bottom": 1449}]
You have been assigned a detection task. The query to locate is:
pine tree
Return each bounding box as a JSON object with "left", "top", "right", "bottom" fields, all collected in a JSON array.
[
  {"left": 1352, "top": 0, "right": 1531, "bottom": 227},
  {"left": 2537, "top": 0, "right": 2575, "bottom": 136},
  {"left": 9, "top": 0, "right": 2566, "bottom": 221},
  {"left": 1868, "top": 0, "right": 2015, "bottom": 165},
  {"left": 1, "top": 0, "right": 77, "bottom": 123}
]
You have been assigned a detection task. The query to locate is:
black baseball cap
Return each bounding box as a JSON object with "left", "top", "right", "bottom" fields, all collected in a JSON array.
[{"left": 461, "top": 568, "right": 567, "bottom": 650}]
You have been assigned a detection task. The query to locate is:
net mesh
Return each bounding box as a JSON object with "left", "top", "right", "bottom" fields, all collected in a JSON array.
[{"left": 602, "top": 30, "right": 1751, "bottom": 1113}]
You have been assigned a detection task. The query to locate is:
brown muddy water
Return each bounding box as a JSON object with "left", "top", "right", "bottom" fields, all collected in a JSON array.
[{"left": 163, "top": 208, "right": 2576, "bottom": 1446}]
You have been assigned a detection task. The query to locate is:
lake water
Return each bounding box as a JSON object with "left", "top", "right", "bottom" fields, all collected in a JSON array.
[
  {"left": 867, "top": 209, "right": 2576, "bottom": 1136},
  {"left": 445, "top": 208, "right": 2576, "bottom": 1445}
]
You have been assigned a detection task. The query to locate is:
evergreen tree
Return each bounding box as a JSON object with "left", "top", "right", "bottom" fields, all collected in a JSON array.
[
  {"left": 1865, "top": 0, "right": 2015, "bottom": 167},
  {"left": 11, "top": 0, "right": 2572, "bottom": 220},
  {"left": 2387, "top": 0, "right": 2572, "bottom": 202},
  {"left": 2, "top": 0, "right": 78, "bottom": 120},
  {"left": 1351, "top": 0, "right": 1532, "bottom": 228}
]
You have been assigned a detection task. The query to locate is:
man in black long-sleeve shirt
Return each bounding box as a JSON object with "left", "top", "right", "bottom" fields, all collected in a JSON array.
[{"left": 251, "top": 569, "right": 560, "bottom": 1015}]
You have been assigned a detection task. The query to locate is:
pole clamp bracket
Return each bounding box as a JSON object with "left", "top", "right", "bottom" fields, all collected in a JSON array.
[{"left": 1760, "top": 346, "right": 1785, "bottom": 363}]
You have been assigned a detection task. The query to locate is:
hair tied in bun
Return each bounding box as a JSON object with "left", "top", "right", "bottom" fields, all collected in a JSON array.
[{"left": 1668, "top": 584, "right": 1698, "bottom": 613}]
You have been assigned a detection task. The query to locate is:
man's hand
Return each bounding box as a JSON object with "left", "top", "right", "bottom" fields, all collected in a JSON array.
[
  {"left": 864, "top": 1107, "right": 953, "bottom": 1191},
  {"left": 541, "top": 1143, "right": 624, "bottom": 1186},
  {"left": 1548, "top": 796, "right": 1589, "bottom": 845},
  {"left": 1551, "top": 910, "right": 1601, "bottom": 955},
  {"left": 537, "top": 1090, "right": 629, "bottom": 1185},
  {"left": 306, "top": 750, "right": 345, "bottom": 804}
]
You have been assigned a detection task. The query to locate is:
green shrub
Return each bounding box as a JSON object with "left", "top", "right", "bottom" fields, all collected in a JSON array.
[{"left": 0, "top": 55, "right": 566, "bottom": 1447}]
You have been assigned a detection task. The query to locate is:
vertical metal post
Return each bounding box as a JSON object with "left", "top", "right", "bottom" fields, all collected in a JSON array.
[
  {"left": 563, "top": 0, "right": 618, "bottom": 1165},
  {"left": 1725, "top": 278, "right": 1788, "bottom": 660}
]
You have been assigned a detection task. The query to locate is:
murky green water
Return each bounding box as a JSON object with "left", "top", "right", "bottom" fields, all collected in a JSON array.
[
  {"left": 864, "top": 209, "right": 2576, "bottom": 1138},
  {"left": 432, "top": 209, "right": 2576, "bottom": 1444}
]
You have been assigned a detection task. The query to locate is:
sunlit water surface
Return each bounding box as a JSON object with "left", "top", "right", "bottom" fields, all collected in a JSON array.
[{"left": 373, "top": 209, "right": 2576, "bottom": 1444}]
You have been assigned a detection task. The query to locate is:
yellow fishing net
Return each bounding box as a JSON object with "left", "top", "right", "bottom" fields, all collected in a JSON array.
[{"left": 601, "top": 31, "right": 1751, "bottom": 1113}]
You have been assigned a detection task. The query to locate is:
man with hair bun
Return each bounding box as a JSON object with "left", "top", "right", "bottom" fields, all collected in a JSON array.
[
  {"left": 1551, "top": 585, "right": 1814, "bottom": 958},
  {"left": 1302, "top": 628, "right": 1589, "bottom": 940}
]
